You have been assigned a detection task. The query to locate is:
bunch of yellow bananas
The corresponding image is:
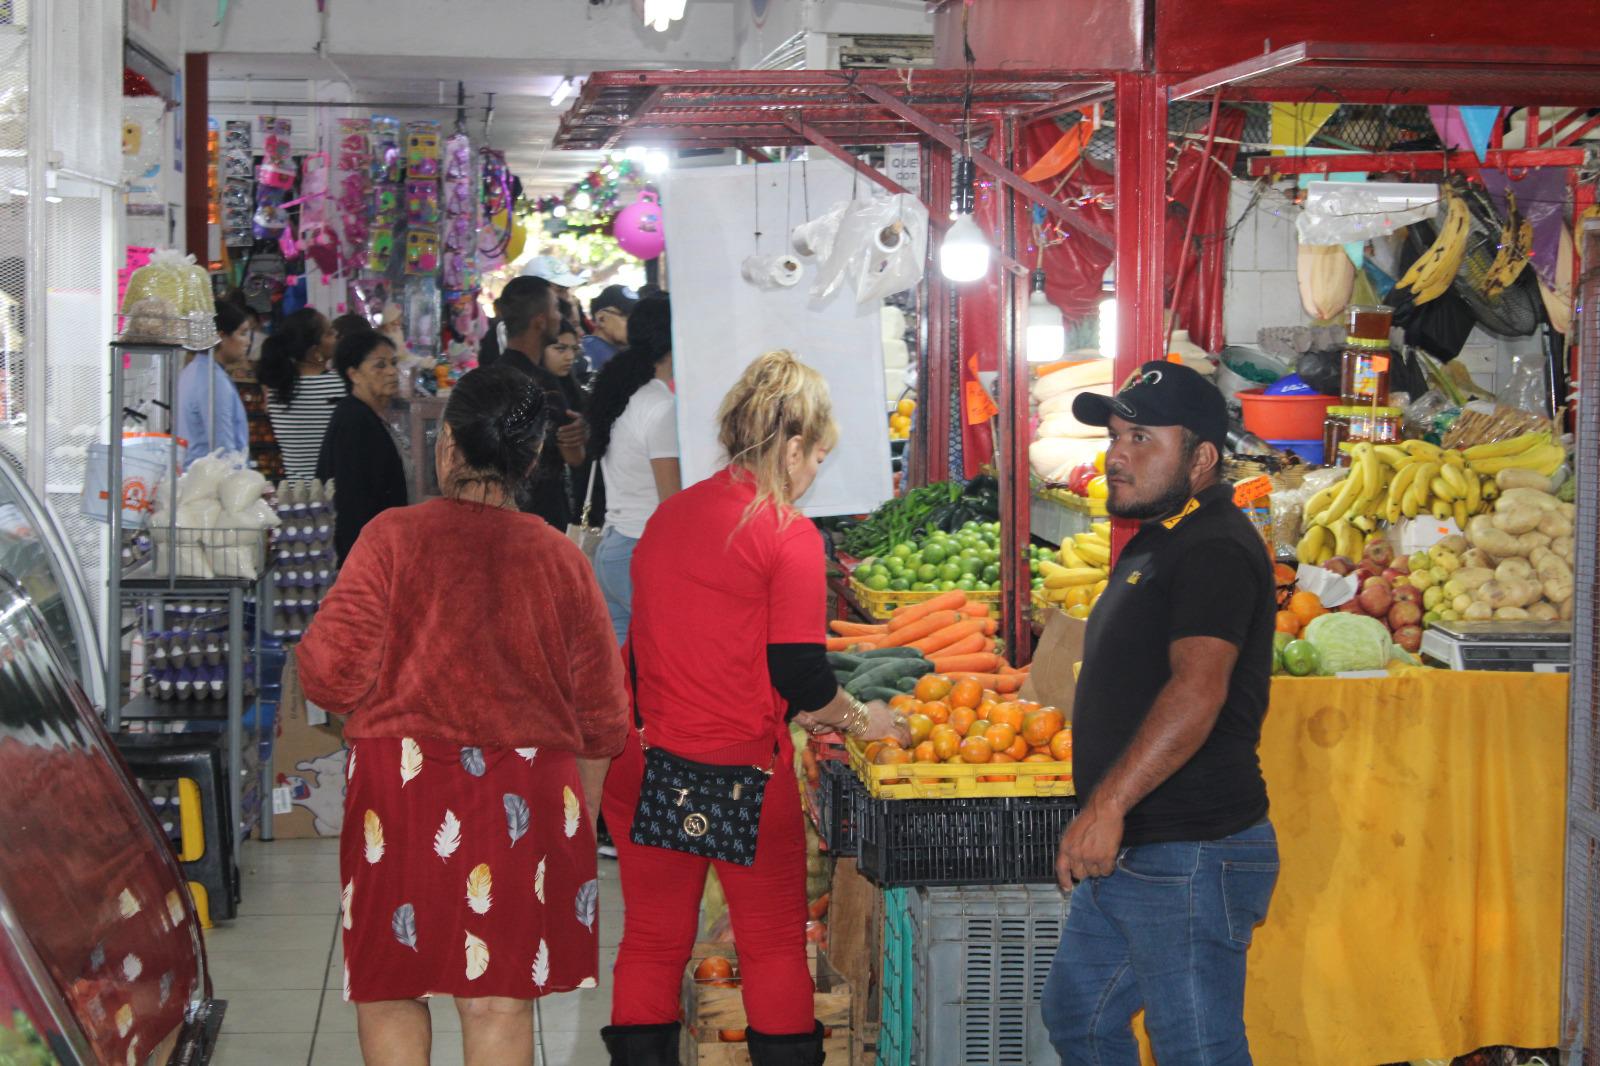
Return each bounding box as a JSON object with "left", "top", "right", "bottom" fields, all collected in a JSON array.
[
  {"left": 1040, "top": 523, "right": 1112, "bottom": 615},
  {"left": 1393, "top": 189, "right": 1470, "bottom": 305},
  {"left": 1462, "top": 429, "right": 1566, "bottom": 477}
]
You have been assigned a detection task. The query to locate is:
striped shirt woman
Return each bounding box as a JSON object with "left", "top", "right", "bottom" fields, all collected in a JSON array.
[{"left": 258, "top": 308, "right": 341, "bottom": 480}]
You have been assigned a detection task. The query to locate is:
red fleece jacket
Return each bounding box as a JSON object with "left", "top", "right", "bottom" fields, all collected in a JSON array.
[{"left": 296, "top": 497, "right": 630, "bottom": 757}]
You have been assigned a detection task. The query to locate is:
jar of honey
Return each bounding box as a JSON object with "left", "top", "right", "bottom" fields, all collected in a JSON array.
[
  {"left": 1347, "top": 406, "right": 1404, "bottom": 446},
  {"left": 1341, "top": 305, "right": 1395, "bottom": 407},
  {"left": 1323, "top": 407, "right": 1354, "bottom": 467}
]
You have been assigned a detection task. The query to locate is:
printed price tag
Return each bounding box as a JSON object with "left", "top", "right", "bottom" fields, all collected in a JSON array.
[{"left": 272, "top": 787, "right": 294, "bottom": 816}]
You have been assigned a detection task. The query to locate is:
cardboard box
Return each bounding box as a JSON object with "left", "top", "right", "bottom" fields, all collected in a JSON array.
[{"left": 269, "top": 649, "right": 348, "bottom": 839}]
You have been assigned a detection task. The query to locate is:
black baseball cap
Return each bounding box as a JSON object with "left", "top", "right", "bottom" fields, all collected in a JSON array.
[
  {"left": 1072, "top": 359, "right": 1229, "bottom": 451},
  {"left": 591, "top": 285, "right": 639, "bottom": 318}
]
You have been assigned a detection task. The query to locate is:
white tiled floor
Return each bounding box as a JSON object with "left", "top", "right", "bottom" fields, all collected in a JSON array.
[{"left": 204, "top": 836, "right": 618, "bottom": 1065}]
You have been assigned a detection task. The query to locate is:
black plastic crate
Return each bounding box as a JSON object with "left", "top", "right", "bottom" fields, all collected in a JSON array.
[
  {"left": 859, "top": 796, "right": 1080, "bottom": 888},
  {"left": 817, "top": 758, "right": 863, "bottom": 857}
]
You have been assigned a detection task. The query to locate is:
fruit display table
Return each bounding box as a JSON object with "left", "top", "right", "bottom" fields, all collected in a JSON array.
[{"left": 1135, "top": 670, "right": 1565, "bottom": 1064}]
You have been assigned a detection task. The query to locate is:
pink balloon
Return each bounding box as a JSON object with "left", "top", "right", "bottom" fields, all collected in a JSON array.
[{"left": 613, "top": 191, "right": 665, "bottom": 260}]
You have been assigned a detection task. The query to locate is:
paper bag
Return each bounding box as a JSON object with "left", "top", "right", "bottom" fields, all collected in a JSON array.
[{"left": 1020, "top": 610, "right": 1088, "bottom": 714}]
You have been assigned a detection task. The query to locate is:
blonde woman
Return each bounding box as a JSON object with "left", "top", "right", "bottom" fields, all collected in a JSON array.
[{"left": 600, "top": 351, "right": 909, "bottom": 1066}]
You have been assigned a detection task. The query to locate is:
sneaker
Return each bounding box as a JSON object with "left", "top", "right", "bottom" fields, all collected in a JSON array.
[{"left": 597, "top": 842, "right": 619, "bottom": 860}]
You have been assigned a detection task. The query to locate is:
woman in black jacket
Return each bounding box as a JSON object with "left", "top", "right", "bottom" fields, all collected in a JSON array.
[{"left": 317, "top": 330, "right": 409, "bottom": 561}]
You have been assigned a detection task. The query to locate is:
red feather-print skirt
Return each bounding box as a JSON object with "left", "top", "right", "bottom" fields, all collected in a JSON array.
[{"left": 339, "top": 737, "right": 600, "bottom": 1002}]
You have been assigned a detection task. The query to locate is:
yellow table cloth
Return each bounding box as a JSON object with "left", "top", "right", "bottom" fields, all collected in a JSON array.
[{"left": 1134, "top": 670, "right": 1566, "bottom": 1065}]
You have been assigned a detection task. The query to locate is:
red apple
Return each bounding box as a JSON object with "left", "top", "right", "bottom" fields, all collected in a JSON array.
[
  {"left": 1388, "top": 601, "right": 1423, "bottom": 630},
  {"left": 1322, "top": 556, "right": 1355, "bottom": 576},
  {"left": 1393, "top": 625, "right": 1423, "bottom": 653},
  {"left": 1357, "top": 559, "right": 1383, "bottom": 577},
  {"left": 1364, "top": 539, "right": 1396, "bottom": 568},
  {"left": 1358, "top": 578, "right": 1394, "bottom": 618},
  {"left": 1339, "top": 599, "right": 1368, "bottom": 615},
  {"left": 1391, "top": 585, "right": 1423, "bottom": 607},
  {"left": 1389, "top": 555, "right": 1411, "bottom": 574}
]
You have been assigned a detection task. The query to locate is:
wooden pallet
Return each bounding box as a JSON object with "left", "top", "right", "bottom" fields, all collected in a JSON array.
[{"left": 681, "top": 945, "right": 852, "bottom": 1065}]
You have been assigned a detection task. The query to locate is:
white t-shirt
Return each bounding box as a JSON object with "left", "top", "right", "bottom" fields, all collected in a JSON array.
[{"left": 601, "top": 378, "right": 679, "bottom": 538}]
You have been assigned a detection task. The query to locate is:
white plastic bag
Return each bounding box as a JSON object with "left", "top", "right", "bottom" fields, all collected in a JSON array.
[
  {"left": 810, "top": 194, "right": 928, "bottom": 305},
  {"left": 1296, "top": 181, "right": 1440, "bottom": 245},
  {"left": 218, "top": 467, "right": 268, "bottom": 512}
]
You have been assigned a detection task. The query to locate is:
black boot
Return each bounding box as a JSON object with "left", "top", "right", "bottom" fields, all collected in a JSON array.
[
  {"left": 746, "top": 1020, "right": 826, "bottom": 1066},
  {"left": 600, "top": 1022, "right": 682, "bottom": 1066}
]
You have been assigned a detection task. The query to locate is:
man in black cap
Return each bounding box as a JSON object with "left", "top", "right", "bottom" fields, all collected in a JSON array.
[
  {"left": 1040, "top": 360, "right": 1279, "bottom": 1066},
  {"left": 581, "top": 284, "right": 639, "bottom": 375}
]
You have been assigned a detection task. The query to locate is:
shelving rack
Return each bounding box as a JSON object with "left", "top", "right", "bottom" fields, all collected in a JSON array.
[{"left": 104, "top": 340, "right": 275, "bottom": 874}]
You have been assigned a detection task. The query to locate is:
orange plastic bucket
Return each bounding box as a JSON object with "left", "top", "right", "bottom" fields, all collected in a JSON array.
[{"left": 1236, "top": 389, "right": 1338, "bottom": 441}]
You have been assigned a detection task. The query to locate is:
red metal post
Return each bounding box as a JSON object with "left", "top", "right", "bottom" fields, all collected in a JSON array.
[
  {"left": 1111, "top": 72, "right": 1168, "bottom": 564},
  {"left": 920, "top": 143, "right": 954, "bottom": 485},
  {"left": 997, "top": 116, "right": 1033, "bottom": 663},
  {"left": 183, "top": 52, "right": 210, "bottom": 264}
]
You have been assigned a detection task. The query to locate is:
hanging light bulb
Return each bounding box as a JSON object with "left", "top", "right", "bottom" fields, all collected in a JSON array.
[
  {"left": 572, "top": 190, "right": 593, "bottom": 212},
  {"left": 939, "top": 154, "right": 989, "bottom": 283},
  {"left": 644, "top": 149, "right": 670, "bottom": 175},
  {"left": 1025, "top": 270, "right": 1066, "bottom": 363}
]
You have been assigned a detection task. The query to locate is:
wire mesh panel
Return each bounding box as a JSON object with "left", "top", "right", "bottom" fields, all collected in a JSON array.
[
  {"left": 0, "top": 5, "right": 28, "bottom": 447},
  {"left": 1563, "top": 219, "right": 1600, "bottom": 1063}
]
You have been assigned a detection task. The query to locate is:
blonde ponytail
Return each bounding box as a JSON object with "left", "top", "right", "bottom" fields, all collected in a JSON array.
[{"left": 717, "top": 349, "right": 840, "bottom": 527}]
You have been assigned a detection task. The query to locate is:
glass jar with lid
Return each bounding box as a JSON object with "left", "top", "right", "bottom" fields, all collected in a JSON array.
[
  {"left": 1323, "top": 407, "right": 1354, "bottom": 467},
  {"left": 1340, "top": 305, "right": 1394, "bottom": 407},
  {"left": 1347, "top": 406, "right": 1404, "bottom": 446}
]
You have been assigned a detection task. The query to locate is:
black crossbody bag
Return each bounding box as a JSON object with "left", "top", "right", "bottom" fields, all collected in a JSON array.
[{"left": 627, "top": 647, "right": 775, "bottom": 866}]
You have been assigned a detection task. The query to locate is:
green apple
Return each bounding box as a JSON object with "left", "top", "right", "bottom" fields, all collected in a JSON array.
[
  {"left": 1409, "top": 570, "right": 1436, "bottom": 591},
  {"left": 1422, "top": 586, "right": 1445, "bottom": 610},
  {"left": 1408, "top": 551, "right": 1432, "bottom": 572}
]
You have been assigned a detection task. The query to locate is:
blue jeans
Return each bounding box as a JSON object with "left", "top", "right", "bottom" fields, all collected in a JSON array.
[
  {"left": 1041, "top": 820, "right": 1279, "bottom": 1066},
  {"left": 593, "top": 527, "right": 638, "bottom": 646}
]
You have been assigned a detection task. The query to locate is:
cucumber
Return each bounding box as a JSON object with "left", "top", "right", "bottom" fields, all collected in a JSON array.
[
  {"left": 855, "top": 685, "right": 905, "bottom": 703},
  {"left": 895, "top": 676, "right": 919, "bottom": 693},
  {"left": 826, "top": 652, "right": 866, "bottom": 672},
  {"left": 854, "top": 647, "right": 924, "bottom": 660},
  {"left": 846, "top": 658, "right": 933, "bottom": 697}
]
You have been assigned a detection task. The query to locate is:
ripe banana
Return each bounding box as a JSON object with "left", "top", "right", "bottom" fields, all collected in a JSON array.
[
  {"left": 1057, "top": 543, "right": 1087, "bottom": 568},
  {"left": 1453, "top": 499, "right": 1470, "bottom": 527},
  {"left": 1480, "top": 477, "right": 1499, "bottom": 503},
  {"left": 1429, "top": 476, "right": 1458, "bottom": 502},
  {"left": 1462, "top": 431, "right": 1550, "bottom": 462},
  {"left": 1074, "top": 539, "right": 1110, "bottom": 567},
  {"left": 1407, "top": 461, "right": 1441, "bottom": 512},
  {"left": 1431, "top": 499, "right": 1454, "bottom": 521},
  {"left": 1483, "top": 195, "right": 1533, "bottom": 299},
  {"left": 1394, "top": 188, "right": 1470, "bottom": 305},
  {"left": 1373, "top": 445, "right": 1410, "bottom": 467},
  {"left": 1302, "top": 482, "right": 1340, "bottom": 524},
  {"left": 1297, "top": 523, "right": 1329, "bottom": 565},
  {"left": 1402, "top": 439, "right": 1443, "bottom": 460},
  {"left": 1439, "top": 462, "right": 1470, "bottom": 498},
  {"left": 1463, "top": 470, "right": 1481, "bottom": 514},
  {"left": 1467, "top": 443, "right": 1566, "bottom": 478}
]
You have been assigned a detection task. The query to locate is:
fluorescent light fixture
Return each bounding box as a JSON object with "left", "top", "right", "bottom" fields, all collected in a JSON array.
[
  {"left": 939, "top": 213, "right": 990, "bottom": 283},
  {"left": 1097, "top": 297, "right": 1117, "bottom": 361},
  {"left": 1025, "top": 270, "right": 1065, "bottom": 363},
  {"left": 642, "top": 0, "right": 686, "bottom": 32},
  {"left": 549, "top": 78, "right": 577, "bottom": 108}
]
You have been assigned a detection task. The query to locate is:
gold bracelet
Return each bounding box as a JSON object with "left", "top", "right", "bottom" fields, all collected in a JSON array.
[{"left": 843, "top": 694, "right": 871, "bottom": 737}]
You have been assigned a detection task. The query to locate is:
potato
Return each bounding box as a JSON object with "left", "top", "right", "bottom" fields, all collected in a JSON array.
[
  {"left": 1463, "top": 601, "right": 1494, "bottom": 622},
  {"left": 1557, "top": 501, "right": 1576, "bottom": 521},
  {"left": 1495, "top": 468, "right": 1554, "bottom": 492},
  {"left": 1494, "top": 606, "right": 1531, "bottom": 621},
  {"left": 1528, "top": 602, "right": 1560, "bottom": 621},
  {"left": 1461, "top": 548, "right": 1495, "bottom": 570},
  {"left": 1495, "top": 558, "right": 1534, "bottom": 583},
  {"left": 1514, "top": 532, "right": 1552, "bottom": 556},
  {"left": 1537, "top": 554, "right": 1574, "bottom": 604},
  {"left": 1497, "top": 487, "right": 1562, "bottom": 513},
  {"left": 1552, "top": 536, "right": 1574, "bottom": 560},
  {"left": 1435, "top": 534, "right": 1468, "bottom": 554},
  {"left": 1477, "top": 579, "right": 1542, "bottom": 609},
  {"left": 1538, "top": 513, "right": 1573, "bottom": 539},
  {"left": 1468, "top": 525, "right": 1524, "bottom": 560},
  {"left": 1529, "top": 546, "right": 1553, "bottom": 569},
  {"left": 1561, "top": 598, "right": 1575, "bottom": 621},
  {"left": 1467, "top": 514, "right": 1498, "bottom": 542},
  {"left": 1445, "top": 567, "right": 1495, "bottom": 594},
  {"left": 1491, "top": 507, "right": 1543, "bottom": 536}
]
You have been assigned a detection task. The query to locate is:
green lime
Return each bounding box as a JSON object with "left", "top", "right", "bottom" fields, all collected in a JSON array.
[
  {"left": 939, "top": 579, "right": 958, "bottom": 591},
  {"left": 916, "top": 564, "right": 939, "bottom": 582},
  {"left": 865, "top": 572, "right": 890, "bottom": 591},
  {"left": 960, "top": 557, "right": 982, "bottom": 576},
  {"left": 921, "top": 544, "right": 947, "bottom": 565},
  {"left": 938, "top": 561, "right": 963, "bottom": 582},
  {"left": 956, "top": 576, "right": 977, "bottom": 591},
  {"left": 884, "top": 557, "right": 905, "bottom": 574},
  {"left": 892, "top": 543, "right": 914, "bottom": 558},
  {"left": 982, "top": 564, "right": 1000, "bottom": 584},
  {"left": 890, "top": 577, "right": 911, "bottom": 591}
]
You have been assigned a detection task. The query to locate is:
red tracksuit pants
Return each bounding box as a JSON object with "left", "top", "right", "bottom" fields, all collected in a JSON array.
[{"left": 602, "top": 729, "right": 816, "bottom": 1035}]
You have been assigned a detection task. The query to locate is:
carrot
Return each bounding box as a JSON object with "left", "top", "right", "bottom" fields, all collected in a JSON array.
[
  {"left": 979, "top": 619, "right": 999, "bottom": 636},
  {"left": 826, "top": 636, "right": 866, "bottom": 652},
  {"left": 928, "top": 652, "right": 1000, "bottom": 674},
  {"left": 931, "top": 632, "right": 988, "bottom": 658},
  {"left": 908, "top": 619, "right": 985, "bottom": 655},
  {"left": 887, "top": 591, "right": 968, "bottom": 632},
  {"left": 829, "top": 619, "right": 887, "bottom": 637},
  {"left": 880, "top": 609, "right": 963, "bottom": 648},
  {"left": 954, "top": 671, "right": 1025, "bottom": 693},
  {"left": 959, "top": 603, "right": 992, "bottom": 618}
]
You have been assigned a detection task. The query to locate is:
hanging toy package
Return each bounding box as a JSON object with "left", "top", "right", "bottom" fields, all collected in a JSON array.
[
  {"left": 119, "top": 249, "right": 220, "bottom": 349},
  {"left": 405, "top": 229, "right": 440, "bottom": 276},
  {"left": 296, "top": 152, "right": 341, "bottom": 278},
  {"left": 403, "top": 276, "right": 441, "bottom": 359},
  {"left": 252, "top": 116, "right": 295, "bottom": 240},
  {"left": 336, "top": 118, "right": 375, "bottom": 276},
  {"left": 477, "top": 149, "right": 514, "bottom": 271},
  {"left": 221, "top": 120, "right": 255, "bottom": 247}
]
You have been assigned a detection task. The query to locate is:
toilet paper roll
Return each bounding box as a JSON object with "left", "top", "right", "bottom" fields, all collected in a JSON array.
[
  {"left": 875, "top": 223, "right": 905, "bottom": 253},
  {"left": 740, "top": 254, "right": 805, "bottom": 290}
]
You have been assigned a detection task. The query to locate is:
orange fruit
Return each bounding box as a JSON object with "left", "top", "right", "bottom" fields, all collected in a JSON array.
[
  {"left": 985, "top": 723, "right": 1017, "bottom": 752},
  {"left": 720, "top": 1029, "right": 747, "bottom": 1042},
  {"left": 1049, "top": 729, "right": 1074, "bottom": 762},
  {"left": 991, "top": 752, "right": 1016, "bottom": 764},
  {"left": 950, "top": 707, "right": 978, "bottom": 737},
  {"left": 1007, "top": 736, "right": 1030, "bottom": 761},
  {"left": 1022, "top": 710, "right": 1064, "bottom": 747},
  {"left": 948, "top": 677, "right": 984, "bottom": 710},
  {"left": 875, "top": 746, "right": 912, "bottom": 766},
  {"left": 930, "top": 729, "right": 960, "bottom": 761},
  {"left": 922, "top": 701, "right": 950, "bottom": 726},
  {"left": 913, "top": 741, "right": 938, "bottom": 763},
  {"left": 945, "top": 755, "right": 964, "bottom": 764},
  {"left": 975, "top": 699, "right": 999, "bottom": 721},
  {"left": 967, "top": 720, "right": 991, "bottom": 740},
  {"left": 1023, "top": 752, "right": 1054, "bottom": 763},
  {"left": 889, "top": 694, "right": 918, "bottom": 712},
  {"left": 1288, "top": 590, "right": 1325, "bottom": 625},
  {"left": 863, "top": 741, "right": 885, "bottom": 763},
  {"left": 982, "top": 689, "right": 1003, "bottom": 705},
  {"left": 696, "top": 957, "right": 735, "bottom": 982},
  {"left": 1274, "top": 563, "right": 1298, "bottom": 587},
  {"left": 989, "top": 704, "right": 1025, "bottom": 732},
  {"left": 915, "top": 674, "right": 954, "bottom": 702},
  {"left": 959, "top": 736, "right": 994, "bottom": 764},
  {"left": 905, "top": 713, "right": 934, "bottom": 745},
  {"left": 1275, "top": 610, "right": 1301, "bottom": 636}
]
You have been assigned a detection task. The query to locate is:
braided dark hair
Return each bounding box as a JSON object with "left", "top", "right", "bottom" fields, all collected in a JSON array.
[
  {"left": 258, "top": 308, "right": 328, "bottom": 405},
  {"left": 442, "top": 366, "right": 549, "bottom": 495},
  {"left": 586, "top": 293, "right": 672, "bottom": 462}
]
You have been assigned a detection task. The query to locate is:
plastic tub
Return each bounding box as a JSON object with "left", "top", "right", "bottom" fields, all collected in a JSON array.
[
  {"left": 1237, "top": 388, "right": 1339, "bottom": 440},
  {"left": 1266, "top": 438, "right": 1326, "bottom": 466}
]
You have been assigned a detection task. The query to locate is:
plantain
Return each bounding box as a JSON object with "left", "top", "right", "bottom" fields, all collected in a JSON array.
[
  {"left": 1482, "top": 193, "right": 1534, "bottom": 299},
  {"left": 1462, "top": 430, "right": 1549, "bottom": 462},
  {"left": 1394, "top": 188, "right": 1471, "bottom": 305}
]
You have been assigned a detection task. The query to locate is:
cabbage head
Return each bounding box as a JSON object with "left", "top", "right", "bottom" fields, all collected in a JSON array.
[{"left": 1302, "top": 613, "right": 1392, "bottom": 674}]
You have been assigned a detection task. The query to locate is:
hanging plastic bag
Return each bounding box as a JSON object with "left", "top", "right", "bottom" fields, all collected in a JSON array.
[
  {"left": 851, "top": 194, "right": 929, "bottom": 306},
  {"left": 791, "top": 199, "right": 849, "bottom": 262},
  {"left": 1295, "top": 181, "right": 1440, "bottom": 245},
  {"left": 1500, "top": 350, "right": 1551, "bottom": 416}
]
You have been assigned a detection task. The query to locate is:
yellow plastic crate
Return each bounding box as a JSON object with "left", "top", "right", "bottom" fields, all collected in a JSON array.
[
  {"left": 847, "top": 738, "right": 1075, "bottom": 800},
  {"left": 849, "top": 578, "right": 1002, "bottom": 621}
]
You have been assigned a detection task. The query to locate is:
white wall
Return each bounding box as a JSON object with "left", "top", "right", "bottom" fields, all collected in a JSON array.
[
  {"left": 187, "top": 0, "right": 738, "bottom": 67},
  {"left": 733, "top": 0, "right": 932, "bottom": 67},
  {"left": 1222, "top": 178, "right": 1528, "bottom": 397}
]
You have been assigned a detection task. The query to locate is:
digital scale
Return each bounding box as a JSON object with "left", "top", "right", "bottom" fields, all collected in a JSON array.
[{"left": 1419, "top": 620, "right": 1573, "bottom": 673}]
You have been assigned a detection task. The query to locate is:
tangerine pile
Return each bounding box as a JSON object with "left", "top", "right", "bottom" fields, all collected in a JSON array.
[
  {"left": 1275, "top": 589, "right": 1327, "bottom": 637},
  {"left": 862, "top": 674, "right": 1072, "bottom": 784}
]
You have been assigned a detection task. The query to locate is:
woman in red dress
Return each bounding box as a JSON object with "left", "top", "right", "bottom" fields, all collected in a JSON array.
[
  {"left": 602, "top": 350, "right": 909, "bottom": 1065},
  {"left": 298, "top": 365, "right": 629, "bottom": 1065}
]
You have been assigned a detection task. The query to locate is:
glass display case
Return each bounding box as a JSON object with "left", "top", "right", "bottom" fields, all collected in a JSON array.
[{"left": 0, "top": 571, "right": 221, "bottom": 1063}]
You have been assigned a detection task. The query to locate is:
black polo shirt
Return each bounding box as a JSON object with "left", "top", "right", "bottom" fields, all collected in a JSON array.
[{"left": 1071, "top": 482, "right": 1275, "bottom": 845}]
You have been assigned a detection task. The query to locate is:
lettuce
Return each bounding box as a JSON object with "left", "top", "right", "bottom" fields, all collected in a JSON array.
[{"left": 1303, "top": 613, "right": 1392, "bottom": 674}]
